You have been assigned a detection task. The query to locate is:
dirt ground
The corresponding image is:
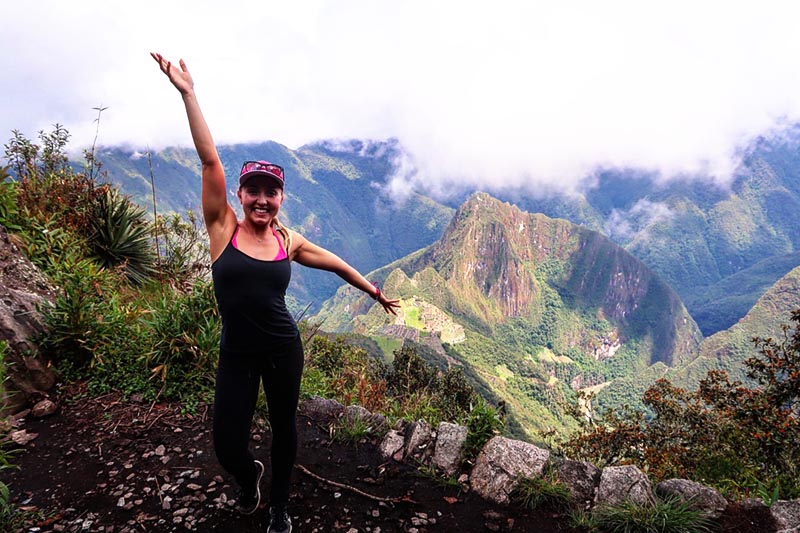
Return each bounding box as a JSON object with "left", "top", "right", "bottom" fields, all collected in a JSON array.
[{"left": 1, "top": 385, "right": 777, "bottom": 532}]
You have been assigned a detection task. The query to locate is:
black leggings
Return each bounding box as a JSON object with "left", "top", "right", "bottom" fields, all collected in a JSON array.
[{"left": 212, "top": 335, "right": 304, "bottom": 505}]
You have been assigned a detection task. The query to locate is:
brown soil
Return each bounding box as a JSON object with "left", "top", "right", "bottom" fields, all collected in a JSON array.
[{"left": 2, "top": 385, "right": 777, "bottom": 532}]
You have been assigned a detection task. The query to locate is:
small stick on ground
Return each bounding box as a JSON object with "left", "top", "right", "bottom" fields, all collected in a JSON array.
[{"left": 295, "top": 464, "right": 416, "bottom": 504}]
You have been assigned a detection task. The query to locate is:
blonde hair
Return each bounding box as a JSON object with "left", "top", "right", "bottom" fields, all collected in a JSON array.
[{"left": 273, "top": 217, "right": 292, "bottom": 256}]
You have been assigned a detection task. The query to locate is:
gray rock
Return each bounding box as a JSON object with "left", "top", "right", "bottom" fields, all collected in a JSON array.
[
  {"left": 31, "top": 398, "right": 57, "bottom": 418},
  {"left": 379, "top": 430, "right": 404, "bottom": 462},
  {"left": 403, "top": 419, "right": 434, "bottom": 462},
  {"left": 555, "top": 459, "right": 601, "bottom": 505},
  {"left": 470, "top": 436, "right": 550, "bottom": 504},
  {"left": 656, "top": 478, "right": 727, "bottom": 518},
  {"left": 432, "top": 422, "right": 467, "bottom": 476},
  {"left": 301, "top": 396, "right": 345, "bottom": 420},
  {"left": 344, "top": 404, "right": 386, "bottom": 432},
  {"left": 596, "top": 465, "right": 654, "bottom": 507},
  {"left": 773, "top": 500, "right": 800, "bottom": 531},
  {"left": 0, "top": 226, "right": 58, "bottom": 414}
]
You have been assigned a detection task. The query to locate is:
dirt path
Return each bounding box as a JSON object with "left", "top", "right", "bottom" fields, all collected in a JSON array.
[{"left": 1, "top": 386, "right": 776, "bottom": 532}]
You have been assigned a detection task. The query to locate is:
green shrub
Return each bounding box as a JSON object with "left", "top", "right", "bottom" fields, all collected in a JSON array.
[
  {"left": 512, "top": 471, "right": 572, "bottom": 512},
  {"left": 593, "top": 497, "right": 714, "bottom": 533},
  {"left": 144, "top": 281, "right": 220, "bottom": 400},
  {"left": 39, "top": 254, "right": 132, "bottom": 369},
  {"left": 89, "top": 187, "right": 156, "bottom": 285},
  {"left": 153, "top": 210, "right": 210, "bottom": 289},
  {"left": 463, "top": 397, "right": 505, "bottom": 460}
]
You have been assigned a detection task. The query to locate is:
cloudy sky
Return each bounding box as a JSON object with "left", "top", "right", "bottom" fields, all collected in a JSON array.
[{"left": 4, "top": 0, "right": 800, "bottom": 195}]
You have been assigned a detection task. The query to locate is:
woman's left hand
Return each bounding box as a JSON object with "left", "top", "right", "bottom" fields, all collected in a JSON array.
[{"left": 376, "top": 293, "right": 401, "bottom": 315}]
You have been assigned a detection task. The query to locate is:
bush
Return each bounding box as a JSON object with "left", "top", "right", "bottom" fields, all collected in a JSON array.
[
  {"left": 512, "top": 470, "right": 572, "bottom": 512},
  {"left": 38, "top": 254, "right": 133, "bottom": 369},
  {"left": 144, "top": 281, "right": 220, "bottom": 400},
  {"left": 563, "top": 309, "right": 800, "bottom": 499},
  {"left": 593, "top": 496, "right": 714, "bottom": 533}
]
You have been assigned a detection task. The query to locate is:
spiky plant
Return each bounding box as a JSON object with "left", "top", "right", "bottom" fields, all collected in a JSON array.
[{"left": 89, "top": 187, "right": 156, "bottom": 284}]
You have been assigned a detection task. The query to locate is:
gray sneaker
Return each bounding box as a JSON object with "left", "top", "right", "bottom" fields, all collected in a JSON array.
[
  {"left": 267, "top": 505, "right": 292, "bottom": 533},
  {"left": 235, "top": 460, "right": 264, "bottom": 515}
]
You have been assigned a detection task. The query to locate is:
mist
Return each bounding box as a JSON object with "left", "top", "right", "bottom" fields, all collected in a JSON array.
[{"left": 4, "top": 0, "right": 800, "bottom": 199}]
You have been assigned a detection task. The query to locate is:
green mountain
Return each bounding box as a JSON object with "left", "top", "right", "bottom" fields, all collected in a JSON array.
[
  {"left": 93, "top": 140, "right": 454, "bottom": 310},
  {"left": 595, "top": 264, "right": 800, "bottom": 413},
  {"left": 313, "top": 193, "right": 702, "bottom": 439},
  {"left": 493, "top": 136, "right": 800, "bottom": 335}
]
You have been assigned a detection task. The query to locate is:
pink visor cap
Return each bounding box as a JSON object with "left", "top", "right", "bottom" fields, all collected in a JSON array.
[{"left": 239, "top": 161, "right": 285, "bottom": 187}]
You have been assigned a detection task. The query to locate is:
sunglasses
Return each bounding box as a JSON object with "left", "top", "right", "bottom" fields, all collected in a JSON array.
[{"left": 240, "top": 161, "right": 285, "bottom": 181}]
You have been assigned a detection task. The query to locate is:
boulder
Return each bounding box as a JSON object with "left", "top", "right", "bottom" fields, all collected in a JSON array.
[
  {"left": 31, "top": 398, "right": 57, "bottom": 418},
  {"left": 470, "top": 436, "right": 550, "bottom": 504},
  {"left": 655, "top": 478, "right": 727, "bottom": 518},
  {"left": 596, "top": 465, "right": 654, "bottom": 507},
  {"left": 403, "top": 419, "right": 434, "bottom": 462},
  {"left": 0, "top": 226, "right": 58, "bottom": 413},
  {"left": 379, "top": 430, "right": 405, "bottom": 462},
  {"left": 300, "top": 396, "right": 345, "bottom": 420},
  {"left": 344, "top": 404, "right": 386, "bottom": 432},
  {"left": 773, "top": 500, "right": 800, "bottom": 532},
  {"left": 555, "top": 459, "right": 601, "bottom": 506},
  {"left": 432, "top": 422, "right": 467, "bottom": 476}
]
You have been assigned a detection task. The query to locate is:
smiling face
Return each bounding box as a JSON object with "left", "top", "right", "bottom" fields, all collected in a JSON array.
[{"left": 237, "top": 175, "right": 284, "bottom": 226}]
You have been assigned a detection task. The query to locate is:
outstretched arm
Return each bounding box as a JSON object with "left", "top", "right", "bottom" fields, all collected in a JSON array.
[
  {"left": 292, "top": 233, "right": 400, "bottom": 315},
  {"left": 150, "top": 53, "right": 233, "bottom": 253}
]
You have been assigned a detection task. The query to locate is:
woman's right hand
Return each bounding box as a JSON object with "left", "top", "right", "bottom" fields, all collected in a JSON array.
[{"left": 151, "top": 52, "right": 194, "bottom": 95}]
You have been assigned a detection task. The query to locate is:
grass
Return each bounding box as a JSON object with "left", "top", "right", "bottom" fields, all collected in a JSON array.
[
  {"left": 592, "top": 497, "right": 715, "bottom": 533},
  {"left": 512, "top": 473, "right": 573, "bottom": 512}
]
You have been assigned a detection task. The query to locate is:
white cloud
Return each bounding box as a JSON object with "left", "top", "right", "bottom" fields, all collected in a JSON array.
[
  {"left": 4, "top": 0, "right": 800, "bottom": 196},
  {"left": 605, "top": 199, "right": 676, "bottom": 242}
]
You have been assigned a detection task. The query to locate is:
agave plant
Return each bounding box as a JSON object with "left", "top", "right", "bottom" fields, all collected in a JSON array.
[{"left": 89, "top": 187, "right": 156, "bottom": 284}]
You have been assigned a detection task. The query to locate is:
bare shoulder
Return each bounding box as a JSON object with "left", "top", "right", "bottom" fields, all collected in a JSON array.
[{"left": 208, "top": 208, "right": 239, "bottom": 262}]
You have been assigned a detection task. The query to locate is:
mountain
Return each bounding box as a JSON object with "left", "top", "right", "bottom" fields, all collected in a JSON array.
[
  {"left": 313, "top": 193, "right": 702, "bottom": 439},
  {"left": 486, "top": 135, "right": 800, "bottom": 335},
  {"left": 93, "top": 140, "right": 454, "bottom": 310},
  {"left": 594, "top": 264, "right": 800, "bottom": 413}
]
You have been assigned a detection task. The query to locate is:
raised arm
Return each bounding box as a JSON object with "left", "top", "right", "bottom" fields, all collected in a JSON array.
[
  {"left": 291, "top": 233, "right": 400, "bottom": 315},
  {"left": 151, "top": 53, "right": 235, "bottom": 255}
]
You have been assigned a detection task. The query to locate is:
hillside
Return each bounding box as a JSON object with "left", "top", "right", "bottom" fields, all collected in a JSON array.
[
  {"left": 595, "top": 264, "right": 800, "bottom": 412},
  {"left": 490, "top": 135, "right": 800, "bottom": 335},
  {"left": 313, "top": 193, "right": 702, "bottom": 439}
]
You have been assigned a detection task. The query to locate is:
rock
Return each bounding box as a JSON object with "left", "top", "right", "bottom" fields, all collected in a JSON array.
[
  {"left": 470, "top": 436, "right": 550, "bottom": 504},
  {"left": 403, "top": 420, "right": 434, "bottom": 462},
  {"left": 379, "top": 430, "right": 404, "bottom": 462},
  {"left": 0, "top": 226, "right": 58, "bottom": 414},
  {"left": 773, "top": 500, "right": 800, "bottom": 531},
  {"left": 596, "top": 465, "right": 654, "bottom": 507},
  {"left": 31, "top": 398, "right": 57, "bottom": 418},
  {"left": 301, "top": 396, "right": 345, "bottom": 420},
  {"left": 655, "top": 478, "right": 727, "bottom": 518},
  {"left": 432, "top": 422, "right": 467, "bottom": 476},
  {"left": 9, "top": 429, "right": 38, "bottom": 445},
  {"left": 344, "top": 404, "right": 386, "bottom": 431},
  {"left": 555, "top": 459, "right": 601, "bottom": 505}
]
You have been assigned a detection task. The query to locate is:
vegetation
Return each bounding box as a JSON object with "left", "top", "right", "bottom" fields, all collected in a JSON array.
[
  {"left": 302, "top": 336, "right": 505, "bottom": 456},
  {"left": 589, "top": 496, "right": 714, "bottom": 533},
  {"left": 564, "top": 310, "right": 800, "bottom": 499},
  {"left": 512, "top": 469, "right": 572, "bottom": 512}
]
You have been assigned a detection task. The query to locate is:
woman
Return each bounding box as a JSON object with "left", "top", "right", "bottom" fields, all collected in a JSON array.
[{"left": 151, "top": 53, "right": 400, "bottom": 533}]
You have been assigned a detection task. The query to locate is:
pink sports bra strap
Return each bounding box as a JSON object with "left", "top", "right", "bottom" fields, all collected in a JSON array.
[
  {"left": 271, "top": 226, "right": 288, "bottom": 260},
  {"left": 232, "top": 225, "right": 288, "bottom": 261}
]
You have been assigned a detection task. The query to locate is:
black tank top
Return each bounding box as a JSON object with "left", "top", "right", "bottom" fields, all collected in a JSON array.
[{"left": 211, "top": 233, "right": 298, "bottom": 355}]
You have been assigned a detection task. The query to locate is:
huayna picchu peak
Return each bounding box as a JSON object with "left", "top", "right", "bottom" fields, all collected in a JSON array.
[{"left": 314, "top": 192, "right": 703, "bottom": 438}]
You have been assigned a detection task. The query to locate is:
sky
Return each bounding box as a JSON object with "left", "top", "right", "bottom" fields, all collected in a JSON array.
[{"left": 4, "top": 0, "right": 800, "bottom": 198}]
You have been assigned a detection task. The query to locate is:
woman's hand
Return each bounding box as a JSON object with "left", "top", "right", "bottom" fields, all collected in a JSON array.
[
  {"left": 151, "top": 52, "right": 194, "bottom": 95},
  {"left": 376, "top": 293, "right": 401, "bottom": 316}
]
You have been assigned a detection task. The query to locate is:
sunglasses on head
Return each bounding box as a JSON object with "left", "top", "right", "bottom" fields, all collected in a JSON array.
[{"left": 240, "top": 161, "right": 285, "bottom": 181}]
